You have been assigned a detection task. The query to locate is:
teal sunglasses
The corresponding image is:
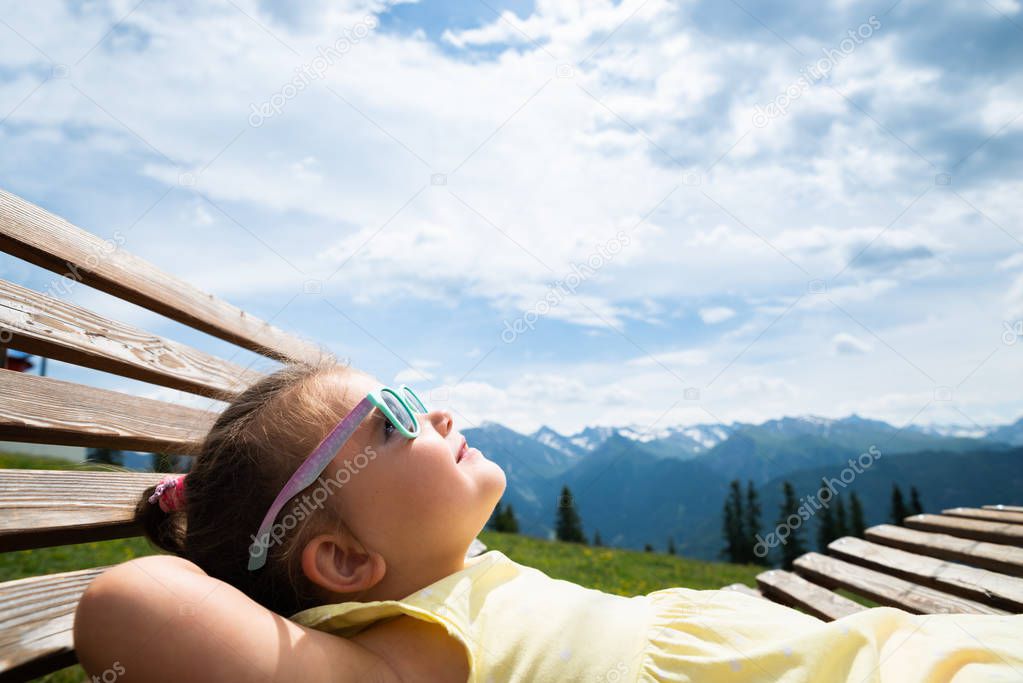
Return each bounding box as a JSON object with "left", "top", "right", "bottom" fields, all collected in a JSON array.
[{"left": 248, "top": 384, "right": 429, "bottom": 571}]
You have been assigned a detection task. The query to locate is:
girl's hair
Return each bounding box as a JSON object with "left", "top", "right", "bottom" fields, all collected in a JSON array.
[{"left": 135, "top": 356, "right": 365, "bottom": 616}]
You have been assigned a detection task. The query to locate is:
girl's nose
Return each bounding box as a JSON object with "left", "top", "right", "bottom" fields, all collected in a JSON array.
[{"left": 429, "top": 409, "right": 454, "bottom": 436}]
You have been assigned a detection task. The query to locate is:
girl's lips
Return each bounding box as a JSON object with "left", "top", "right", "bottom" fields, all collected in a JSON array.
[{"left": 457, "top": 438, "right": 479, "bottom": 463}]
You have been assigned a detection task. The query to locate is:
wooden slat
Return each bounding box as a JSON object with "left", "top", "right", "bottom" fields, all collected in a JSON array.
[
  {"left": 0, "top": 188, "right": 323, "bottom": 364},
  {"left": 793, "top": 552, "right": 1007, "bottom": 615},
  {"left": 0, "top": 278, "right": 262, "bottom": 401},
  {"left": 905, "top": 513, "right": 1023, "bottom": 547},
  {"left": 866, "top": 524, "right": 1023, "bottom": 578},
  {"left": 0, "top": 567, "right": 106, "bottom": 681},
  {"left": 0, "top": 371, "right": 215, "bottom": 451},
  {"left": 0, "top": 470, "right": 170, "bottom": 552},
  {"left": 942, "top": 507, "right": 1023, "bottom": 525},
  {"left": 829, "top": 536, "right": 1023, "bottom": 611},
  {"left": 756, "top": 569, "right": 864, "bottom": 621},
  {"left": 985, "top": 505, "right": 1023, "bottom": 513},
  {"left": 720, "top": 583, "right": 763, "bottom": 599}
]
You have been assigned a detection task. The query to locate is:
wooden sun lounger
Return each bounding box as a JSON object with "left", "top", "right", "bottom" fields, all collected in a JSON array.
[{"left": 725, "top": 516, "right": 1023, "bottom": 622}]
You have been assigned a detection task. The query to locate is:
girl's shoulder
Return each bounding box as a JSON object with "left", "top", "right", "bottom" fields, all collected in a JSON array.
[{"left": 350, "top": 612, "right": 471, "bottom": 683}]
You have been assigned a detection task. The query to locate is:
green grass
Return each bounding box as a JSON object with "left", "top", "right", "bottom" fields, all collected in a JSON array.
[
  {"left": 478, "top": 530, "right": 762, "bottom": 595},
  {"left": 0, "top": 451, "right": 101, "bottom": 471},
  {"left": 0, "top": 537, "right": 157, "bottom": 583}
]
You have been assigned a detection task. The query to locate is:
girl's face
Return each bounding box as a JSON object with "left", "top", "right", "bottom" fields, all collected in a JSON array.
[{"left": 319, "top": 371, "right": 506, "bottom": 565}]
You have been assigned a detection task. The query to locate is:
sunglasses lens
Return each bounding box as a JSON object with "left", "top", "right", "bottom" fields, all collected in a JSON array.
[
  {"left": 403, "top": 387, "right": 428, "bottom": 414},
  {"left": 382, "top": 391, "right": 416, "bottom": 433}
]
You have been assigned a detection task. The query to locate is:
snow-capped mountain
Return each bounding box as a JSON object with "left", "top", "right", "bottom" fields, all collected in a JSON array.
[
  {"left": 531, "top": 426, "right": 586, "bottom": 457},
  {"left": 530, "top": 422, "right": 737, "bottom": 459},
  {"left": 568, "top": 426, "right": 617, "bottom": 452},
  {"left": 468, "top": 413, "right": 1023, "bottom": 561},
  {"left": 525, "top": 412, "right": 1023, "bottom": 463},
  {"left": 985, "top": 417, "right": 1023, "bottom": 446}
]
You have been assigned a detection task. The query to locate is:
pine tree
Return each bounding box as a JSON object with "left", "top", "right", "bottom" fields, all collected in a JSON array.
[
  {"left": 849, "top": 492, "right": 866, "bottom": 537},
  {"left": 488, "top": 502, "right": 504, "bottom": 531},
  {"left": 593, "top": 529, "right": 603, "bottom": 546},
  {"left": 835, "top": 496, "right": 849, "bottom": 539},
  {"left": 721, "top": 480, "right": 745, "bottom": 563},
  {"left": 86, "top": 447, "right": 122, "bottom": 466},
  {"left": 776, "top": 481, "right": 807, "bottom": 570},
  {"left": 817, "top": 489, "right": 837, "bottom": 551},
  {"left": 501, "top": 504, "right": 520, "bottom": 533},
  {"left": 909, "top": 487, "right": 924, "bottom": 515},
  {"left": 745, "top": 481, "right": 767, "bottom": 565},
  {"left": 667, "top": 536, "right": 676, "bottom": 555},
  {"left": 555, "top": 485, "right": 587, "bottom": 543},
  {"left": 890, "top": 484, "right": 909, "bottom": 525}
]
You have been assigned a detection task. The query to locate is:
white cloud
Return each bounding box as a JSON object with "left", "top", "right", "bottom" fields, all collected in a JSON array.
[
  {"left": 627, "top": 349, "right": 710, "bottom": 368},
  {"left": 2, "top": 0, "right": 1022, "bottom": 430},
  {"left": 698, "top": 306, "right": 735, "bottom": 324},
  {"left": 393, "top": 359, "right": 439, "bottom": 383}
]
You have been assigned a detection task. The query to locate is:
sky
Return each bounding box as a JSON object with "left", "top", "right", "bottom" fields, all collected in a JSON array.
[{"left": 1, "top": 0, "right": 1022, "bottom": 436}]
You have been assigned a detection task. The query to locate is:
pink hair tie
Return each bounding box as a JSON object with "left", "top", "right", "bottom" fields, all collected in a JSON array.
[{"left": 149, "top": 474, "right": 187, "bottom": 513}]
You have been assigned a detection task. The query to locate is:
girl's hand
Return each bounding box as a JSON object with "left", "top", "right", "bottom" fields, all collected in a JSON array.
[{"left": 73, "top": 554, "right": 400, "bottom": 683}]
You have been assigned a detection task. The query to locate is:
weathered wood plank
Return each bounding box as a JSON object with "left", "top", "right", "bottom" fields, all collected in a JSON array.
[
  {"left": 720, "top": 583, "right": 763, "bottom": 599},
  {"left": 0, "top": 470, "right": 171, "bottom": 552},
  {"left": 0, "top": 371, "right": 215, "bottom": 451},
  {"left": 793, "top": 552, "right": 1007, "bottom": 615},
  {"left": 756, "top": 569, "right": 864, "bottom": 621},
  {"left": 0, "top": 567, "right": 105, "bottom": 681},
  {"left": 0, "top": 278, "right": 262, "bottom": 401},
  {"left": 985, "top": 505, "right": 1023, "bottom": 513},
  {"left": 866, "top": 524, "right": 1023, "bottom": 578},
  {"left": 0, "top": 188, "right": 324, "bottom": 364},
  {"left": 905, "top": 513, "right": 1023, "bottom": 547},
  {"left": 942, "top": 507, "right": 1023, "bottom": 525},
  {"left": 829, "top": 536, "right": 1023, "bottom": 611}
]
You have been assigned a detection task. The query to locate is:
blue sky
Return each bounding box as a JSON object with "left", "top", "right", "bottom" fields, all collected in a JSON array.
[{"left": 1, "top": 0, "right": 1022, "bottom": 435}]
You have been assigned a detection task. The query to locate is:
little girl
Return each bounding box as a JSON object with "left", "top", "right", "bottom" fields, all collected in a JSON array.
[{"left": 73, "top": 360, "right": 1023, "bottom": 682}]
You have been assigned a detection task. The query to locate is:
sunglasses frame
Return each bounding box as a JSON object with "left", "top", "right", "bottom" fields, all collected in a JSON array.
[{"left": 247, "top": 384, "right": 429, "bottom": 571}]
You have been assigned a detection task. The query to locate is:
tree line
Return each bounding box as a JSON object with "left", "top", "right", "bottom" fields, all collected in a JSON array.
[
  {"left": 485, "top": 479, "right": 925, "bottom": 566},
  {"left": 721, "top": 480, "right": 925, "bottom": 568}
]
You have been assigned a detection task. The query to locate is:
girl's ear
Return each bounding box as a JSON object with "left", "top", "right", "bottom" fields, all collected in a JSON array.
[{"left": 300, "top": 533, "right": 387, "bottom": 597}]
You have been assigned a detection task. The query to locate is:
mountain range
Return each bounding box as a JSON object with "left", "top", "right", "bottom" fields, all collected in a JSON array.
[{"left": 466, "top": 414, "right": 1023, "bottom": 562}]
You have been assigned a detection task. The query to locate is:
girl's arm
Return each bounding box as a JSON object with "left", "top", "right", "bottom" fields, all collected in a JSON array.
[{"left": 73, "top": 554, "right": 400, "bottom": 683}]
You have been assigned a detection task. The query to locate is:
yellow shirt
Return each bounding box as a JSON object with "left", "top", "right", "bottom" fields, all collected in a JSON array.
[{"left": 290, "top": 549, "right": 1023, "bottom": 682}]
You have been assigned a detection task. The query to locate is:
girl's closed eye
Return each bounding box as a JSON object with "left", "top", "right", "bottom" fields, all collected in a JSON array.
[{"left": 382, "top": 418, "right": 396, "bottom": 440}]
